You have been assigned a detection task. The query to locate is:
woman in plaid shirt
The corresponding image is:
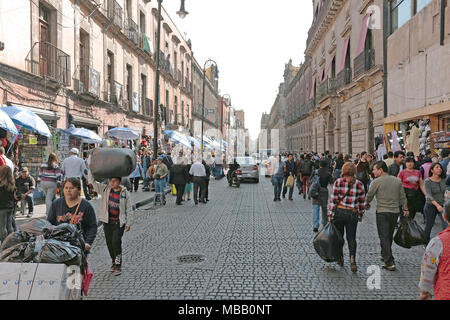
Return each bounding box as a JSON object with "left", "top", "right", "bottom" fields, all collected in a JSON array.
[{"left": 328, "top": 162, "right": 366, "bottom": 272}]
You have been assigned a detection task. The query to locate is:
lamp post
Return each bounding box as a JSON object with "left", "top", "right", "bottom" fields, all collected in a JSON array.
[
  {"left": 201, "top": 59, "right": 218, "bottom": 160},
  {"left": 153, "top": 0, "right": 188, "bottom": 159}
]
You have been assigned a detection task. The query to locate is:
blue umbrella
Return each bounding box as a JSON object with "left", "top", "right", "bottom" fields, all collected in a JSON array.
[
  {"left": 107, "top": 127, "right": 139, "bottom": 140},
  {"left": 63, "top": 126, "right": 102, "bottom": 144},
  {"left": 1, "top": 105, "right": 52, "bottom": 138},
  {"left": 164, "top": 130, "right": 192, "bottom": 149},
  {"left": 0, "top": 108, "right": 19, "bottom": 138},
  {"left": 186, "top": 135, "right": 201, "bottom": 148}
]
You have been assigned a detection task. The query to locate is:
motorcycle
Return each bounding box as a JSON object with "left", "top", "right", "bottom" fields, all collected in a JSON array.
[{"left": 227, "top": 168, "right": 241, "bottom": 188}]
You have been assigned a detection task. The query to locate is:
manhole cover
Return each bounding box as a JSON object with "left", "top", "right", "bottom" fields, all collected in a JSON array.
[{"left": 177, "top": 255, "right": 205, "bottom": 264}]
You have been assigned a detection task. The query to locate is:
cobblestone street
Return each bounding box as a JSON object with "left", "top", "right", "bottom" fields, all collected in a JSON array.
[{"left": 86, "top": 177, "right": 438, "bottom": 300}]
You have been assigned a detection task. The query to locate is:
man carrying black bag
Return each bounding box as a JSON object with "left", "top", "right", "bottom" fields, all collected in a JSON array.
[{"left": 365, "top": 161, "right": 408, "bottom": 271}]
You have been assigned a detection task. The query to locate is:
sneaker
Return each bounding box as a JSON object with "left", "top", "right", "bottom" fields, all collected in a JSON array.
[
  {"left": 110, "top": 263, "right": 116, "bottom": 273},
  {"left": 313, "top": 228, "right": 318, "bottom": 233},
  {"left": 383, "top": 264, "right": 396, "bottom": 271},
  {"left": 303, "top": 194, "right": 306, "bottom": 200},
  {"left": 114, "top": 254, "right": 122, "bottom": 266},
  {"left": 274, "top": 198, "right": 277, "bottom": 202}
]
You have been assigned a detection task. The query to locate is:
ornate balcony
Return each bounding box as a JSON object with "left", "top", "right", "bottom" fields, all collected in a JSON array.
[
  {"left": 103, "top": 80, "right": 122, "bottom": 105},
  {"left": 353, "top": 49, "right": 375, "bottom": 78},
  {"left": 107, "top": 0, "right": 123, "bottom": 29},
  {"left": 76, "top": 65, "right": 100, "bottom": 97},
  {"left": 336, "top": 67, "right": 352, "bottom": 89},
  {"left": 25, "top": 42, "right": 71, "bottom": 87},
  {"left": 124, "top": 17, "right": 139, "bottom": 45}
]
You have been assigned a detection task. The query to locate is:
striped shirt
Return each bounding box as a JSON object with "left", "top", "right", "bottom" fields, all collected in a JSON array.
[
  {"left": 38, "top": 164, "right": 62, "bottom": 183},
  {"left": 328, "top": 177, "right": 366, "bottom": 218},
  {"left": 108, "top": 189, "right": 121, "bottom": 224}
]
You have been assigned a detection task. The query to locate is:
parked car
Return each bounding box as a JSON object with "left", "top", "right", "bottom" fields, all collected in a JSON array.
[{"left": 235, "top": 157, "right": 259, "bottom": 183}]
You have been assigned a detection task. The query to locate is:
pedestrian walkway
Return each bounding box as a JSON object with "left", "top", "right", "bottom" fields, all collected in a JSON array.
[{"left": 84, "top": 177, "right": 443, "bottom": 300}]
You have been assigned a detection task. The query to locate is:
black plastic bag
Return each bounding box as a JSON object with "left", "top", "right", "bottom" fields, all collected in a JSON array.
[
  {"left": 0, "top": 243, "right": 29, "bottom": 262},
  {"left": 0, "top": 231, "right": 34, "bottom": 251},
  {"left": 394, "top": 218, "right": 427, "bottom": 248},
  {"left": 33, "top": 239, "right": 82, "bottom": 266},
  {"left": 42, "top": 223, "right": 85, "bottom": 251},
  {"left": 19, "top": 219, "right": 52, "bottom": 236},
  {"left": 90, "top": 148, "right": 136, "bottom": 181},
  {"left": 313, "top": 221, "right": 344, "bottom": 262}
]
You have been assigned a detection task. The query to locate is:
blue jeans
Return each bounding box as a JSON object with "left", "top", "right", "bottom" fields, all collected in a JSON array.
[
  {"left": 155, "top": 178, "right": 166, "bottom": 200},
  {"left": 273, "top": 176, "right": 283, "bottom": 198},
  {"left": 313, "top": 204, "right": 328, "bottom": 229}
]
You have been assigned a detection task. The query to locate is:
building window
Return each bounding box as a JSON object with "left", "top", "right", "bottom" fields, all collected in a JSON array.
[
  {"left": 39, "top": 3, "right": 50, "bottom": 22},
  {"left": 126, "top": 64, "right": 132, "bottom": 107},
  {"left": 390, "top": 0, "right": 412, "bottom": 34},
  {"left": 414, "top": 0, "right": 432, "bottom": 14},
  {"left": 141, "top": 74, "right": 147, "bottom": 114}
]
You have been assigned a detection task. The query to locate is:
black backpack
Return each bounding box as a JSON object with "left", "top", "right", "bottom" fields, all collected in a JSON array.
[{"left": 301, "top": 160, "right": 312, "bottom": 176}]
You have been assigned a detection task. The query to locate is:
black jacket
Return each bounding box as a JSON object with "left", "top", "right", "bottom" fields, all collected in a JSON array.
[{"left": 169, "top": 164, "right": 190, "bottom": 185}]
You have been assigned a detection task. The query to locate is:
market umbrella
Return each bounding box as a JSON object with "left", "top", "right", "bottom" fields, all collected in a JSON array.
[
  {"left": 186, "top": 135, "right": 201, "bottom": 148},
  {"left": 196, "top": 135, "right": 214, "bottom": 150},
  {"left": 107, "top": 127, "right": 139, "bottom": 140},
  {"left": 163, "top": 130, "right": 192, "bottom": 149},
  {"left": 63, "top": 125, "right": 102, "bottom": 144},
  {"left": 0, "top": 108, "right": 19, "bottom": 138},
  {"left": 1, "top": 105, "right": 52, "bottom": 138}
]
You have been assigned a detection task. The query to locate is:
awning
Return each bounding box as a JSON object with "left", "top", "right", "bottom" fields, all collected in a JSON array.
[
  {"left": 323, "top": 56, "right": 335, "bottom": 82},
  {"left": 309, "top": 77, "right": 316, "bottom": 99},
  {"left": 70, "top": 114, "right": 101, "bottom": 127},
  {"left": 357, "top": 13, "right": 371, "bottom": 56},
  {"left": 340, "top": 37, "right": 350, "bottom": 72},
  {"left": 384, "top": 101, "right": 450, "bottom": 124},
  {"left": 4, "top": 104, "right": 59, "bottom": 122}
]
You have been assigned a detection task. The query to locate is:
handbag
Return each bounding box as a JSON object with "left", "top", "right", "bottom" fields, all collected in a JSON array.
[{"left": 286, "top": 175, "right": 295, "bottom": 188}]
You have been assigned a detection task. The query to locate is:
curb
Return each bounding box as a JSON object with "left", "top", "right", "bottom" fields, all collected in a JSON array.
[{"left": 133, "top": 188, "right": 172, "bottom": 209}]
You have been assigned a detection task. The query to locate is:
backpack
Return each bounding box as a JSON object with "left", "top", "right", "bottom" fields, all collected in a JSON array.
[
  {"left": 301, "top": 160, "right": 312, "bottom": 176},
  {"left": 310, "top": 171, "right": 320, "bottom": 199}
]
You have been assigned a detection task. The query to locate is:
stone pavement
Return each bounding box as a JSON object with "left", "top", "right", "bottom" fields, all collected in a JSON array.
[{"left": 85, "top": 177, "right": 444, "bottom": 300}]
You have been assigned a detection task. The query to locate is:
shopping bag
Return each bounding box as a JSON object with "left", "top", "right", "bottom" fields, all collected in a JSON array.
[
  {"left": 313, "top": 221, "right": 344, "bottom": 262},
  {"left": 394, "top": 217, "right": 427, "bottom": 248},
  {"left": 286, "top": 175, "right": 294, "bottom": 188},
  {"left": 82, "top": 262, "right": 93, "bottom": 296},
  {"left": 172, "top": 184, "right": 177, "bottom": 195}
]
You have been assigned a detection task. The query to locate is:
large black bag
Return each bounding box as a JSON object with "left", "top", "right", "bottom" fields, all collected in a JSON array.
[
  {"left": 394, "top": 217, "right": 427, "bottom": 248},
  {"left": 42, "top": 223, "right": 86, "bottom": 251},
  {"left": 89, "top": 148, "right": 136, "bottom": 181},
  {"left": 33, "top": 239, "right": 82, "bottom": 266},
  {"left": 0, "top": 231, "right": 34, "bottom": 251},
  {"left": 19, "top": 219, "right": 52, "bottom": 236},
  {"left": 313, "top": 222, "right": 344, "bottom": 262}
]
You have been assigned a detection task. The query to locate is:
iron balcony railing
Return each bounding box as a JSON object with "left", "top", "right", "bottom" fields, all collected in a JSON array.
[
  {"left": 77, "top": 65, "right": 100, "bottom": 97},
  {"left": 353, "top": 49, "right": 375, "bottom": 78},
  {"left": 25, "top": 42, "right": 71, "bottom": 86},
  {"left": 336, "top": 67, "right": 352, "bottom": 89},
  {"left": 124, "top": 17, "right": 139, "bottom": 45},
  {"left": 317, "top": 77, "right": 337, "bottom": 101},
  {"left": 138, "top": 32, "right": 153, "bottom": 54},
  {"left": 107, "top": 0, "right": 123, "bottom": 29},
  {"left": 103, "top": 79, "right": 122, "bottom": 104}
]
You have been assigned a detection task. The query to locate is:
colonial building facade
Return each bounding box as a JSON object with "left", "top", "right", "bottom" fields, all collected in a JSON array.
[
  {"left": 287, "top": 0, "right": 384, "bottom": 156},
  {"left": 0, "top": 0, "right": 194, "bottom": 145}
]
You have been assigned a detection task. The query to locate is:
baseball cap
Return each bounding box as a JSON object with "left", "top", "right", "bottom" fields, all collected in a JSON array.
[
  {"left": 21, "top": 167, "right": 29, "bottom": 172},
  {"left": 70, "top": 148, "right": 79, "bottom": 155}
]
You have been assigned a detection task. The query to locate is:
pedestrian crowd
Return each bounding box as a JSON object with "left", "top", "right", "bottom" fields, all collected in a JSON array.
[{"left": 268, "top": 149, "right": 450, "bottom": 299}]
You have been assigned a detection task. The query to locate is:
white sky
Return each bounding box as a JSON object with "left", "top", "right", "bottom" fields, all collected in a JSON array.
[{"left": 162, "top": 0, "right": 313, "bottom": 140}]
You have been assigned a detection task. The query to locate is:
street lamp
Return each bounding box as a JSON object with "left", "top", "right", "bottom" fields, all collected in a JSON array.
[
  {"left": 220, "top": 94, "right": 231, "bottom": 164},
  {"left": 201, "top": 59, "right": 218, "bottom": 160},
  {"left": 153, "top": 0, "right": 189, "bottom": 159}
]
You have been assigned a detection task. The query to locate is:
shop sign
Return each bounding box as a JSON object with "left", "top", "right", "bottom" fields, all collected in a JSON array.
[{"left": 28, "top": 136, "right": 37, "bottom": 145}]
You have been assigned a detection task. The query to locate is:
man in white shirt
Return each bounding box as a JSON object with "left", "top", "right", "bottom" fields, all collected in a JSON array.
[
  {"left": 0, "top": 147, "right": 14, "bottom": 172},
  {"left": 61, "top": 148, "right": 88, "bottom": 180},
  {"left": 189, "top": 158, "right": 207, "bottom": 205}
]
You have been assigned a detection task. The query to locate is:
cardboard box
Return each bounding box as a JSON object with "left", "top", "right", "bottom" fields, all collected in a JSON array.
[{"left": 0, "top": 263, "right": 81, "bottom": 300}]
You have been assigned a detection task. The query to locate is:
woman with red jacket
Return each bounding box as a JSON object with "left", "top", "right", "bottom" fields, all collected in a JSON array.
[{"left": 420, "top": 200, "right": 450, "bottom": 300}]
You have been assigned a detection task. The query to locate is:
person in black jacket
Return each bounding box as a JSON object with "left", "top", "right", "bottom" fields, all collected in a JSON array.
[
  {"left": 282, "top": 153, "right": 296, "bottom": 200},
  {"left": 0, "top": 166, "right": 16, "bottom": 242},
  {"left": 201, "top": 160, "right": 211, "bottom": 201},
  {"left": 169, "top": 160, "right": 190, "bottom": 205}
]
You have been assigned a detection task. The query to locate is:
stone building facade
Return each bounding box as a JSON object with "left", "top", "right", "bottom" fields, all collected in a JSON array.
[
  {"left": 271, "top": 0, "right": 386, "bottom": 156},
  {"left": 0, "top": 0, "right": 194, "bottom": 144}
]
